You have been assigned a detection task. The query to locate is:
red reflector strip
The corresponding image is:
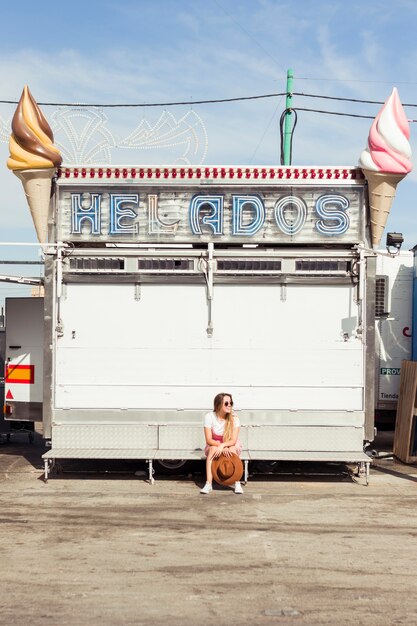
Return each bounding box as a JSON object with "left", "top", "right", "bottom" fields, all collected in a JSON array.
[{"left": 6, "top": 364, "right": 35, "bottom": 384}]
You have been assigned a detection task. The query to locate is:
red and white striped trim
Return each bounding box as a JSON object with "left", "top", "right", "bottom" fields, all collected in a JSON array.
[{"left": 56, "top": 166, "right": 364, "bottom": 181}]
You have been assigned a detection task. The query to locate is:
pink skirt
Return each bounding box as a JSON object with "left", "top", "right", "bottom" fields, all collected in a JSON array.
[{"left": 204, "top": 431, "right": 243, "bottom": 457}]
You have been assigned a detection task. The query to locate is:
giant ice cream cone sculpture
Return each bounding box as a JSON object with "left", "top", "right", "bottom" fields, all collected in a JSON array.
[
  {"left": 7, "top": 86, "right": 62, "bottom": 244},
  {"left": 359, "top": 88, "right": 412, "bottom": 249}
]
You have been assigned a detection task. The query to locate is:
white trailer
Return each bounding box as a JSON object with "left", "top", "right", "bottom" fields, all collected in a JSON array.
[
  {"left": 0, "top": 325, "right": 4, "bottom": 428},
  {"left": 3, "top": 297, "right": 44, "bottom": 440},
  {"left": 42, "top": 165, "right": 374, "bottom": 481},
  {"left": 375, "top": 252, "right": 413, "bottom": 420}
]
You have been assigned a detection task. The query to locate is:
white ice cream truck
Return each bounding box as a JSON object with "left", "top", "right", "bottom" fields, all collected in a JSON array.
[{"left": 40, "top": 165, "right": 375, "bottom": 482}]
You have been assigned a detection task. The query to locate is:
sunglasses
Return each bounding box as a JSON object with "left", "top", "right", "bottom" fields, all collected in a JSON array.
[{"left": 224, "top": 401, "right": 233, "bottom": 407}]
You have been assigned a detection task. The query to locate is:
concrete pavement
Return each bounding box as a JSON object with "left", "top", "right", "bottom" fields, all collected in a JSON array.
[{"left": 0, "top": 430, "right": 416, "bottom": 626}]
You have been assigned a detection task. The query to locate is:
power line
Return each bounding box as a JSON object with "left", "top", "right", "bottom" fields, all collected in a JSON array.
[
  {"left": 0, "top": 260, "right": 44, "bottom": 265},
  {"left": 2, "top": 89, "right": 417, "bottom": 130},
  {"left": 280, "top": 109, "right": 298, "bottom": 166},
  {"left": 292, "top": 106, "right": 417, "bottom": 123},
  {"left": 249, "top": 97, "right": 284, "bottom": 164},
  {"left": 0, "top": 93, "right": 286, "bottom": 108},
  {"left": 211, "top": 0, "right": 287, "bottom": 75},
  {"left": 293, "top": 92, "right": 417, "bottom": 108},
  {"left": 296, "top": 77, "right": 417, "bottom": 86},
  {"left": 2, "top": 90, "right": 417, "bottom": 109},
  {"left": 294, "top": 107, "right": 374, "bottom": 120}
]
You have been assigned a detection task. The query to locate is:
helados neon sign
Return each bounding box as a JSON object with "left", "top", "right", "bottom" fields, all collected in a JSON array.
[{"left": 66, "top": 190, "right": 358, "bottom": 241}]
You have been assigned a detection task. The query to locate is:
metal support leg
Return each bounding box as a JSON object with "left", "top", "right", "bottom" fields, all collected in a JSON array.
[
  {"left": 44, "top": 459, "right": 50, "bottom": 483},
  {"left": 147, "top": 459, "right": 155, "bottom": 485},
  {"left": 358, "top": 461, "right": 370, "bottom": 486},
  {"left": 244, "top": 460, "right": 249, "bottom": 484}
]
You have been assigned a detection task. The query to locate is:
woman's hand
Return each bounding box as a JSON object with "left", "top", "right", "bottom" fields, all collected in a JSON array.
[
  {"left": 212, "top": 444, "right": 233, "bottom": 458},
  {"left": 212, "top": 444, "right": 225, "bottom": 458}
]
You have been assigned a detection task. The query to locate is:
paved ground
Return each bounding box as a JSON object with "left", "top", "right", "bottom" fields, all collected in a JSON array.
[{"left": 0, "top": 428, "right": 416, "bottom": 626}]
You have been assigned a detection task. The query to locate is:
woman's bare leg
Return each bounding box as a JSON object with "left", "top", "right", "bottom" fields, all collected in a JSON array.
[{"left": 206, "top": 446, "right": 217, "bottom": 483}]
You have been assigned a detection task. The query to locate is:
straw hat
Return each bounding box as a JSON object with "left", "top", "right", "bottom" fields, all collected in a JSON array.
[{"left": 212, "top": 453, "right": 243, "bottom": 486}]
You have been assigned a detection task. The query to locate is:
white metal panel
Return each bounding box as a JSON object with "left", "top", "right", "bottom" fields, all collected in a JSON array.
[
  {"left": 52, "top": 408, "right": 365, "bottom": 426},
  {"left": 51, "top": 424, "right": 158, "bottom": 449},
  {"left": 158, "top": 425, "right": 205, "bottom": 450},
  {"left": 247, "top": 425, "right": 364, "bottom": 452},
  {"left": 55, "top": 384, "right": 363, "bottom": 411},
  {"left": 245, "top": 450, "right": 370, "bottom": 461},
  {"left": 55, "top": 282, "right": 363, "bottom": 411},
  {"left": 158, "top": 424, "right": 249, "bottom": 449},
  {"left": 57, "top": 283, "right": 208, "bottom": 349},
  {"left": 43, "top": 448, "right": 157, "bottom": 459},
  {"left": 56, "top": 346, "right": 362, "bottom": 386}
]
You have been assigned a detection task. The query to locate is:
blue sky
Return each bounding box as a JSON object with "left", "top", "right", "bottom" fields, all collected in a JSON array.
[{"left": 1, "top": 0, "right": 417, "bottom": 302}]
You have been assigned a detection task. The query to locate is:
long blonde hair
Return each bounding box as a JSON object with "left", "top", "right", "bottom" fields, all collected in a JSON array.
[{"left": 213, "top": 392, "right": 235, "bottom": 442}]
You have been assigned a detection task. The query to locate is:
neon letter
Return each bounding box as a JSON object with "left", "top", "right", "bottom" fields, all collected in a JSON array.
[
  {"left": 315, "top": 194, "right": 350, "bottom": 235},
  {"left": 232, "top": 196, "right": 265, "bottom": 236},
  {"left": 71, "top": 193, "right": 101, "bottom": 235},
  {"left": 190, "top": 195, "right": 223, "bottom": 235},
  {"left": 274, "top": 196, "right": 307, "bottom": 235},
  {"left": 148, "top": 194, "right": 180, "bottom": 234},
  {"left": 109, "top": 194, "right": 138, "bottom": 234}
]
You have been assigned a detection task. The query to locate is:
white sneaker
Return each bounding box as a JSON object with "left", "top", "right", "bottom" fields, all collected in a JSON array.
[
  {"left": 200, "top": 482, "right": 213, "bottom": 494},
  {"left": 234, "top": 481, "right": 244, "bottom": 494}
]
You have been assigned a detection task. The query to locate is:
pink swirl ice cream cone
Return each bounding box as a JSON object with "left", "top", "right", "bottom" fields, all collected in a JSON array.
[
  {"left": 7, "top": 86, "right": 62, "bottom": 244},
  {"left": 359, "top": 88, "right": 412, "bottom": 248}
]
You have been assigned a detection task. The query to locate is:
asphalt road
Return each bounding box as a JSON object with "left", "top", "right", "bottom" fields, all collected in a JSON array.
[{"left": 0, "top": 430, "right": 416, "bottom": 626}]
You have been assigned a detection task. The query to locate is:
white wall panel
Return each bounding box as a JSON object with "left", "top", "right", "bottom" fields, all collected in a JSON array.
[
  {"left": 56, "top": 346, "right": 362, "bottom": 387},
  {"left": 55, "top": 384, "right": 362, "bottom": 411},
  {"left": 55, "top": 282, "right": 363, "bottom": 411}
]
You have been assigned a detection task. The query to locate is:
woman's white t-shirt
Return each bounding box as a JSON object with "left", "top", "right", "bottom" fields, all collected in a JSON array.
[{"left": 204, "top": 411, "right": 240, "bottom": 436}]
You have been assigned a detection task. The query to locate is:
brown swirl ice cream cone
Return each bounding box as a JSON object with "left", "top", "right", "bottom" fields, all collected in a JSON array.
[{"left": 7, "top": 85, "right": 62, "bottom": 244}]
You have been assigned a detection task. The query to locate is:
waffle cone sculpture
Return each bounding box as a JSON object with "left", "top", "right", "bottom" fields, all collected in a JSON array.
[
  {"left": 13, "top": 168, "right": 56, "bottom": 243},
  {"left": 364, "top": 170, "right": 406, "bottom": 248},
  {"left": 7, "top": 86, "right": 62, "bottom": 244}
]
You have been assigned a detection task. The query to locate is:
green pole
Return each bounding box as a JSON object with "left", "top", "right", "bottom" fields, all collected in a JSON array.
[{"left": 283, "top": 69, "right": 294, "bottom": 165}]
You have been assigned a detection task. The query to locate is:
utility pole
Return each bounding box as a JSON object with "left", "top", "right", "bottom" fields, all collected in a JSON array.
[{"left": 283, "top": 68, "right": 294, "bottom": 165}]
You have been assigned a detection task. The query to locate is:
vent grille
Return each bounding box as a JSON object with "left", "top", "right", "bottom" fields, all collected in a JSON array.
[
  {"left": 216, "top": 259, "right": 282, "bottom": 273},
  {"left": 295, "top": 260, "right": 350, "bottom": 273},
  {"left": 138, "top": 258, "right": 194, "bottom": 271},
  {"left": 375, "top": 276, "right": 388, "bottom": 316},
  {"left": 69, "top": 257, "right": 125, "bottom": 271}
]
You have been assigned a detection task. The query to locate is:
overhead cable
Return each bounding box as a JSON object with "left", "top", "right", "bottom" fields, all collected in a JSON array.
[
  {"left": 292, "top": 107, "right": 417, "bottom": 123},
  {"left": 293, "top": 92, "right": 417, "bottom": 108},
  {"left": 279, "top": 109, "right": 298, "bottom": 165},
  {"left": 0, "top": 93, "right": 287, "bottom": 108},
  {"left": 0, "top": 91, "right": 416, "bottom": 109}
]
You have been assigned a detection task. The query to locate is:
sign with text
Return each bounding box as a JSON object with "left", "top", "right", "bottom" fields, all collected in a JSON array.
[{"left": 56, "top": 184, "right": 364, "bottom": 244}]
